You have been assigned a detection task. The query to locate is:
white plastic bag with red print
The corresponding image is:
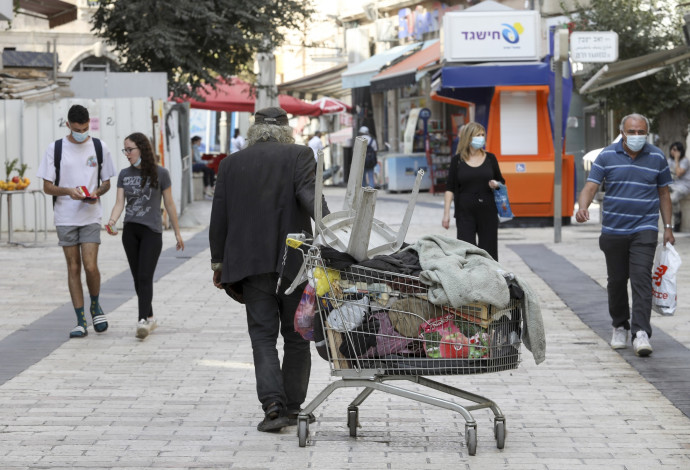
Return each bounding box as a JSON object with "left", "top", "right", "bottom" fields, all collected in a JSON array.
[{"left": 651, "top": 242, "right": 681, "bottom": 316}]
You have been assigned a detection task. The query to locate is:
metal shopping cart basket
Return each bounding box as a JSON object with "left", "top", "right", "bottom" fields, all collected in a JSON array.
[{"left": 287, "top": 236, "right": 523, "bottom": 455}]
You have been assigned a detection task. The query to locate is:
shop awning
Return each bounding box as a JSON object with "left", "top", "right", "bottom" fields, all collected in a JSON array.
[
  {"left": 341, "top": 42, "right": 422, "bottom": 89},
  {"left": 327, "top": 126, "right": 353, "bottom": 144},
  {"left": 179, "top": 77, "right": 321, "bottom": 116},
  {"left": 579, "top": 45, "right": 690, "bottom": 94},
  {"left": 370, "top": 40, "right": 441, "bottom": 93},
  {"left": 440, "top": 61, "right": 550, "bottom": 88},
  {"left": 278, "top": 63, "right": 348, "bottom": 100},
  {"left": 17, "top": 0, "right": 77, "bottom": 28}
]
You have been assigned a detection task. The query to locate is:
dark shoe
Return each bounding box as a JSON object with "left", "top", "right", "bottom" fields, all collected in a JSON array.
[
  {"left": 257, "top": 402, "right": 288, "bottom": 432},
  {"left": 287, "top": 409, "right": 316, "bottom": 426},
  {"left": 69, "top": 325, "right": 88, "bottom": 338},
  {"left": 90, "top": 304, "right": 108, "bottom": 333},
  {"left": 91, "top": 314, "right": 108, "bottom": 333}
]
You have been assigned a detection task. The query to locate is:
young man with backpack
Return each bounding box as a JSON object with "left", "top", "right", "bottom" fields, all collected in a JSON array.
[
  {"left": 36, "top": 104, "right": 117, "bottom": 338},
  {"left": 359, "top": 126, "right": 378, "bottom": 187}
]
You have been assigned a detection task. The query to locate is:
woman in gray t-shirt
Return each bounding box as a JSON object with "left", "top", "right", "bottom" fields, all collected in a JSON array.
[{"left": 107, "top": 132, "right": 185, "bottom": 339}]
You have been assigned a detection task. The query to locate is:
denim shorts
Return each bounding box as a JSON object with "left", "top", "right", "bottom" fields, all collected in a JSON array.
[{"left": 56, "top": 223, "right": 101, "bottom": 246}]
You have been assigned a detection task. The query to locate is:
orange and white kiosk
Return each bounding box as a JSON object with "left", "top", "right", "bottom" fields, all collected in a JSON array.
[{"left": 435, "top": 8, "right": 575, "bottom": 224}]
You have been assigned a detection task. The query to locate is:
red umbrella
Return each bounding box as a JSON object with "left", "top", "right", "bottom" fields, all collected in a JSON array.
[
  {"left": 311, "top": 96, "right": 352, "bottom": 115},
  {"left": 180, "top": 77, "right": 321, "bottom": 116}
]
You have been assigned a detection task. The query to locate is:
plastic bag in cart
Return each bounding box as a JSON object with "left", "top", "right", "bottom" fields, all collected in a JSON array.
[
  {"left": 294, "top": 283, "right": 317, "bottom": 340},
  {"left": 419, "top": 314, "right": 489, "bottom": 359},
  {"left": 652, "top": 242, "right": 681, "bottom": 316}
]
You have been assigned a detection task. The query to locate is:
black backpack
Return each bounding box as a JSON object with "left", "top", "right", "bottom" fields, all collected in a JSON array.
[
  {"left": 53, "top": 137, "right": 103, "bottom": 206},
  {"left": 364, "top": 142, "right": 377, "bottom": 169}
]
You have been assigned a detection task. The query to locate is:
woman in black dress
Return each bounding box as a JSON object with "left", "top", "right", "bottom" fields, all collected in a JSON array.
[{"left": 442, "top": 122, "right": 505, "bottom": 261}]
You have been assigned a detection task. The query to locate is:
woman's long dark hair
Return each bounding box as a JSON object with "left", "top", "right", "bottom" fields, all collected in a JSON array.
[
  {"left": 126, "top": 132, "right": 159, "bottom": 188},
  {"left": 670, "top": 141, "right": 686, "bottom": 159}
]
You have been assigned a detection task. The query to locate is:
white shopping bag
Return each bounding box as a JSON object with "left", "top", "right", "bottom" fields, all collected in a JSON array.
[{"left": 651, "top": 242, "right": 681, "bottom": 316}]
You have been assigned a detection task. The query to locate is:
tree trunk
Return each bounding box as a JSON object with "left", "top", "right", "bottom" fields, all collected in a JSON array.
[{"left": 655, "top": 106, "right": 688, "bottom": 152}]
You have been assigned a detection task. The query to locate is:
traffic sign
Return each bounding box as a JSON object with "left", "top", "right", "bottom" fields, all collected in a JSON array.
[{"left": 570, "top": 31, "right": 618, "bottom": 63}]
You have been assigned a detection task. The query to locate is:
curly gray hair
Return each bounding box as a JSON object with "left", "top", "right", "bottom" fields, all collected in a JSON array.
[{"left": 246, "top": 123, "right": 295, "bottom": 146}]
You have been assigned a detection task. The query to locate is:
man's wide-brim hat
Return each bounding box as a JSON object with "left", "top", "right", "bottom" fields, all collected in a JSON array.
[{"left": 254, "top": 107, "right": 288, "bottom": 126}]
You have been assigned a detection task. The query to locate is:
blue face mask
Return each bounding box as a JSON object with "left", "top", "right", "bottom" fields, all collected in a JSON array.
[
  {"left": 71, "top": 130, "right": 89, "bottom": 143},
  {"left": 625, "top": 135, "right": 646, "bottom": 152},
  {"left": 133, "top": 157, "right": 142, "bottom": 167},
  {"left": 471, "top": 136, "right": 486, "bottom": 149}
]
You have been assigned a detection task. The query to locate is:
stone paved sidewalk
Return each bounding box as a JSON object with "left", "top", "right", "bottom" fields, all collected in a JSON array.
[{"left": 0, "top": 187, "right": 688, "bottom": 469}]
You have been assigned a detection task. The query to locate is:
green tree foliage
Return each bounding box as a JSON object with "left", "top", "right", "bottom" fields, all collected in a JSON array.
[
  {"left": 91, "top": 0, "right": 314, "bottom": 98},
  {"left": 567, "top": 0, "right": 690, "bottom": 142}
]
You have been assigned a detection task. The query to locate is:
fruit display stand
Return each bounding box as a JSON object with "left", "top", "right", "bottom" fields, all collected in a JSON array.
[{"left": 0, "top": 189, "right": 48, "bottom": 245}]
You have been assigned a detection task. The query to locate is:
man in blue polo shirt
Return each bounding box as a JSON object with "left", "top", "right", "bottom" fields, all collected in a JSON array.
[{"left": 576, "top": 113, "right": 674, "bottom": 357}]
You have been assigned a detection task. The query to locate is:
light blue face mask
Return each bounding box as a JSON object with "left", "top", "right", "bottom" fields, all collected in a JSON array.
[
  {"left": 471, "top": 136, "right": 486, "bottom": 149},
  {"left": 625, "top": 135, "right": 646, "bottom": 152},
  {"left": 133, "top": 157, "right": 142, "bottom": 167},
  {"left": 71, "top": 130, "right": 89, "bottom": 143}
]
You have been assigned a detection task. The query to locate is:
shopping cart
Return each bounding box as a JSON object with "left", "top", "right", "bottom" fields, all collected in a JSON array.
[{"left": 287, "top": 236, "right": 523, "bottom": 455}]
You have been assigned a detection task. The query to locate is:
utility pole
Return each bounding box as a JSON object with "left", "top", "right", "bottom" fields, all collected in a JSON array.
[{"left": 553, "top": 28, "right": 569, "bottom": 243}]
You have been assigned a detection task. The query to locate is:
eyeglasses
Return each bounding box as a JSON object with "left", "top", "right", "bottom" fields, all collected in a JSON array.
[
  {"left": 624, "top": 130, "right": 648, "bottom": 136},
  {"left": 121, "top": 147, "right": 139, "bottom": 155}
]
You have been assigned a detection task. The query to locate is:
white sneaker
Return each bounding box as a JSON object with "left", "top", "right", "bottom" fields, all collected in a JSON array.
[
  {"left": 147, "top": 317, "right": 157, "bottom": 334},
  {"left": 633, "top": 330, "right": 653, "bottom": 357},
  {"left": 610, "top": 327, "right": 628, "bottom": 349},
  {"left": 136, "top": 319, "right": 150, "bottom": 339}
]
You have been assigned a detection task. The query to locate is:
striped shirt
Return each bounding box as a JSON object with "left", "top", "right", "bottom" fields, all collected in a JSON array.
[{"left": 588, "top": 140, "right": 671, "bottom": 235}]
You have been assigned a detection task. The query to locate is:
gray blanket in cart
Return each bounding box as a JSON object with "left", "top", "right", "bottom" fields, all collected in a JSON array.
[{"left": 404, "top": 235, "right": 545, "bottom": 364}]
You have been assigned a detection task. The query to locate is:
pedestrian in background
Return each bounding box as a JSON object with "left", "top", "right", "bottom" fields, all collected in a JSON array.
[
  {"left": 209, "top": 107, "right": 330, "bottom": 433},
  {"left": 230, "top": 129, "right": 246, "bottom": 153},
  {"left": 576, "top": 113, "right": 674, "bottom": 356},
  {"left": 36, "top": 104, "right": 116, "bottom": 338},
  {"left": 308, "top": 130, "right": 325, "bottom": 162},
  {"left": 107, "top": 132, "right": 184, "bottom": 339},
  {"left": 358, "top": 126, "right": 378, "bottom": 187},
  {"left": 667, "top": 141, "right": 690, "bottom": 230},
  {"left": 191, "top": 135, "right": 215, "bottom": 199},
  {"left": 442, "top": 122, "right": 504, "bottom": 261}
]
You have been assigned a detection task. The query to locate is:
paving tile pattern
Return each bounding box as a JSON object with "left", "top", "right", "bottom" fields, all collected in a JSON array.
[{"left": 0, "top": 188, "right": 688, "bottom": 469}]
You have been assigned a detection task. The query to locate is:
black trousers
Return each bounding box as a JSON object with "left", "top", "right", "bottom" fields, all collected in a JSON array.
[
  {"left": 456, "top": 193, "right": 499, "bottom": 261},
  {"left": 192, "top": 163, "right": 215, "bottom": 187},
  {"left": 122, "top": 223, "right": 163, "bottom": 321},
  {"left": 599, "top": 230, "right": 657, "bottom": 338},
  {"left": 243, "top": 273, "right": 311, "bottom": 413}
]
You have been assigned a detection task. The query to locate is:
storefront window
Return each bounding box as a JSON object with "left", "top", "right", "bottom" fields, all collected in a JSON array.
[
  {"left": 500, "top": 91, "right": 538, "bottom": 155},
  {"left": 398, "top": 84, "right": 427, "bottom": 151}
]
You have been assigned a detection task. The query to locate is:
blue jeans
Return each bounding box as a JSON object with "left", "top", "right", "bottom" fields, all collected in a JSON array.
[
  {"left": 599, "top": 230, "right": 657, "bottom": 338},
  {"left": 362, "top": 168, "right": 375, "bottom": 187},
  {"left": 243, "top": 273, "right": 311, "bottom": 413}
]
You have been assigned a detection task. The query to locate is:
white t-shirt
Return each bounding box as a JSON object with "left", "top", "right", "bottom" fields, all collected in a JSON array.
[
  {"left": 36, "top": 137, "right": 117, "bottom": 226},
  {"left": 308, "top": 135, "right": 324, "bottom": 161},
  {"left": 230, "top": 135, "right": 245, "bottom": 153}
]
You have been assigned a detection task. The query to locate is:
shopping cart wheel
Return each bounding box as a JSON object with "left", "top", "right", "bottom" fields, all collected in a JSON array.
[
  {"left": 297, "top": 418, "right": 309, "bottom": 447},
  {"left": 465, "top": 425, "right": 477, "bottom": 456},
  {"left": 494, "top": 419, "right": 506, "bottom": 449},
  {"left": 347, "top": 407, "right": 359, "bottom": 437}
]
